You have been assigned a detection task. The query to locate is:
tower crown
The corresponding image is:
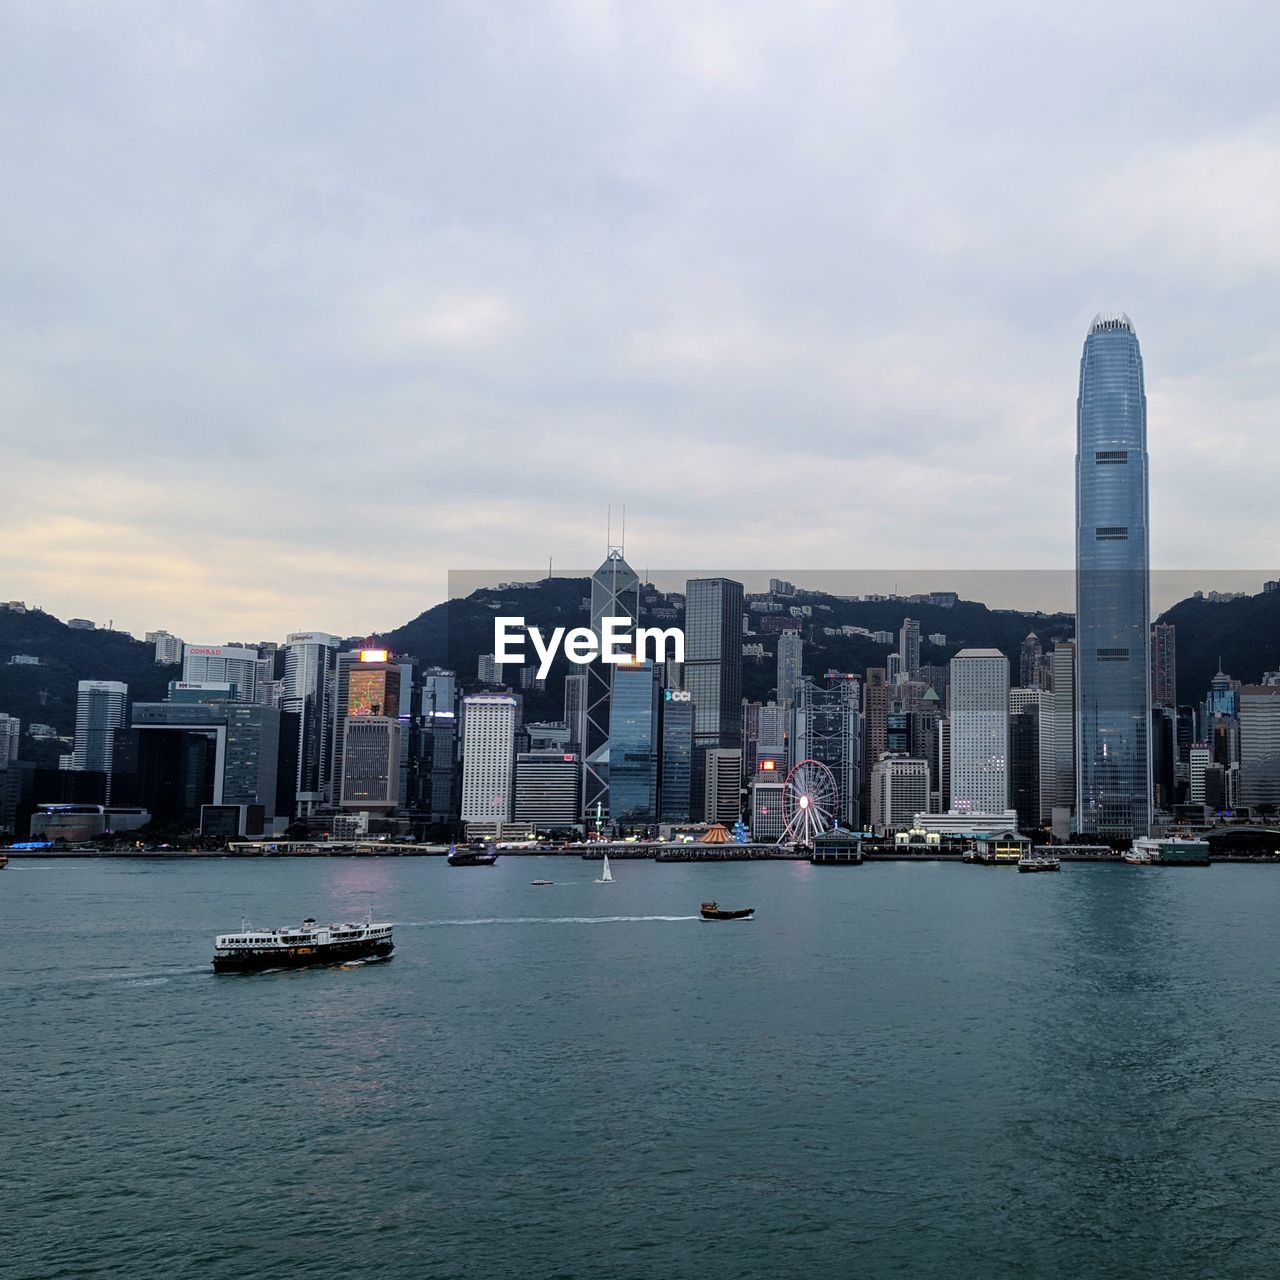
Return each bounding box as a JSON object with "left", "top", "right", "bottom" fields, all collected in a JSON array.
[{"left": 1088, "top": 312, "right": 1134, "bottom": 334}]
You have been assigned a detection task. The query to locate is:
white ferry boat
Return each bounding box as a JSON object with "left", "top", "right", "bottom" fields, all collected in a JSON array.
[
  {"left": 212, "top": 916, "right": 394, "bottom": 973},
  {"left": 1018, "top": 852, "right": 1061, "bottom": 873},
  {"left": 1123, "top": 836, "right": 1211, "bottom": 867}
]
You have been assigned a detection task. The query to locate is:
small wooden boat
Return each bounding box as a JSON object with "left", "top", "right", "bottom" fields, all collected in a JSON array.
[{"left": 700, "top": 900, "right": 754, "bottom": 921}]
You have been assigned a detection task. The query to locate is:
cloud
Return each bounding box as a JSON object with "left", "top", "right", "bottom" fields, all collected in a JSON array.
[{"left": 2, "top": 0, "right": 1279, "bottom": 638}]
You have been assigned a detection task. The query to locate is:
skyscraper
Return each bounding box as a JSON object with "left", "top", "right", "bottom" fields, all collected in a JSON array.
[
  {"left": 420, "top": 667, "right": 460, "bottom": 823},
  {"left": 283, "top": 631, "right": 340, "bottom": 817},
  {"left": 899, "top": 619, "right": 921, "bottom": 680},
  {"left": 793, "top": 675, "right": 861, "bottom": 828},
  {"left": 948, "top": 650, "right": 1009, "bottom": 814},
  {"left": 684, "top": 578, "right": 744, "bottom": 748},
  {"left": 1151, "top": 623, "right": 1177, "bottom": 709},
  {"left": 1018, "top": 634, "right": 1042, "bottom": 689},
  {"left": 1238, "top": 686, "right": 1280, "bottom": 809},
  {"left": 335, "top": 649, "right": 403, "bottom": 813},
  {"left": 776, "top": 631, "right": 803, "bottom": 705},
  {"left": 563, "top": 673, "right": 587, "bottom": 755},
  {"left": 461, "top": 692, "right": 518, "bottom": 832},
  {"left": 583, "top": 550, "right": 640, "bottom": 821},
  {"left": 658, "top": 690, "right": 695, "bottom": 822},
  {"left": 1075, "top": 314, "right": 1152, "bottom": 837},
  {"left": 72, "top": 681, "right": 128, "bottom": 787},
  {"left": 608, "top": 660, "right": 659, "bottom": 824}
]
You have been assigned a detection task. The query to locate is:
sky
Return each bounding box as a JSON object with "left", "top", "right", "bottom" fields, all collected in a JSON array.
[{"left": 3, "top": 1, "right": 1279, "bottom": 641}]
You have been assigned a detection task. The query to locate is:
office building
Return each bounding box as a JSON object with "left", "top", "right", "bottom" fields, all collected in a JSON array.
[
  {"left": 72, "top": 682, "right": 128, "bottom": 800},
  {"left": 658, "top": 689, "right": 695, "bottom": 822},
  {"left": 608, "top": 660, "right": 659, "bottom": 824},
  {"left": 331, "top": 648, "right": 398, "bottom": 804},
  {"left": 583, "top": 549, "right": 640, "bottom": 821},
  {"left": 794, "top": 675, "right": 861, "bottom": 828},
  {"left": 182, "top": 645, "right": 259, "bottom": 703},
  {"left": 1189, "top": 742, "right": 1211, "bottom": 806},
  {"left": 948, "top": 650, "right": 1009, "bottom": 814},
  {"left": 461, "top": 693, "right": 517, "bottom": 831},
  {"left": 563, "top": 672, "right": 588, "bottom": 756},
  {"left": 1075, "top": 314, "right": 1152, "bottom": 837},
  {"left": 1239, "top": 686, "right": 1280, "bottom": 809},
  {"left": 418, "top": 667, "right": 459, "bottom": 824},
  {"left": 777, "top": 631, "right": 804, "bottom": 705},
  {"left": 862, "top": 667, "right": 889, "bottom": 803},
  {"left": 750, "top": 771, "right": 785, "bottom": 841},
  {"left": 1050, "top": 641, "right": 1076, "bottom": 820},
  {"left": 1152, "top": 623, "right": 1177, "bottom": 708},
  {"left": 1019, "top": 634, "right": 1043, "bottom": 689},
  {"left": 1008, "top": 688, "right": 1044, "bottom": 830},
  {"left": 333, "top": 649, "right": 404, "bottom": 813},
  {"left": 870, "top": 755, "right": 931, "bottom": 833},
  {"left": 704, "top": 747, "right": 743, "bottom": 825},
  {"left": 130, "top": 701, "right": 281, "bottom": 828},
  {"left": 755, "top": 700, "right": 789, "bottom": 773},
  {"left": 340, "top": 717, "right": 402, "bottom": 812},
  {"left": 685, "top": 577, "right": 745, "bottom": 748},
  {"left": 512, "top": 750, "right": 582, "bottom": 831},
  {"left": 283, "top": 631, "right": 340, "bottom": 817}
]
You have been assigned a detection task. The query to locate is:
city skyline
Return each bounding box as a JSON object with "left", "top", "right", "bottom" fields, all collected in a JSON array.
[{"left": 5, "top": 4, "right": 1280, "bottom": 637}]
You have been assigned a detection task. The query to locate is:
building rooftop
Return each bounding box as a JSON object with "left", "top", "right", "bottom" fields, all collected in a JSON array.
[{"left": 1089, "top": 312, "right": 1135, "bottom": 334}]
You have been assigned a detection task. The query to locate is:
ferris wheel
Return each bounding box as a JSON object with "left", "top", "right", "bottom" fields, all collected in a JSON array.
[{"left": 780, "top": 759, "right": 840, "bottom": 847}]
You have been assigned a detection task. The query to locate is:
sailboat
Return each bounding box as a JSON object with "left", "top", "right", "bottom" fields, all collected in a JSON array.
[{"left": 597, "top": 854, "right": 614, "bottom": 884}]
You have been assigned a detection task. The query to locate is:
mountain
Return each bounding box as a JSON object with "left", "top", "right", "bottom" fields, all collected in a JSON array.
[
  {"left": 0, "top": 609, "right": 171, "bottom": 756},
  {"left": 383, "top": 578, "right": 1076, "bottom": 714},
  {"left": 1156, "top": 591, "right": 1280, "bottom": 704},
  {"left": 4, "top": 583, "right": 1277, "bottom": 746}
]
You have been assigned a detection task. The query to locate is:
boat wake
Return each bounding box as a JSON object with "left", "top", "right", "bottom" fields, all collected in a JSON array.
[{"left": 401, "top": 915, "right": 701, "bottom": 926}]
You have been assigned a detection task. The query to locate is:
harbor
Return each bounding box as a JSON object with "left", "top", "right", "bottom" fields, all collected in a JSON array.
[{"left": 7, "top": 852, "right": 1280, "bottom": 1280}]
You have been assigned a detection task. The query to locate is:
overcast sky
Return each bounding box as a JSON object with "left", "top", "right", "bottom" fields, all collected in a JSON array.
[{"left": 3, "top": 1, "right": 1278, "bottom": 641}]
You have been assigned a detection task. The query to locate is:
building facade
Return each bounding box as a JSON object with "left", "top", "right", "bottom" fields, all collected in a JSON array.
[
  {"left": 776, "top": 631, "right": 804, "bottom": 706},
  {"left": 948, "top": 650, "right": 1009, "bottom": 814},
  {"left": 72, "top": 681, "right": 128, "bottom": 793},
  {"left": 513, "top": 750, "right": 582, "bottom": 831},
  {"left": 1238, "top": 686, "right": 1280, "bottom": 809},
  {"left": 182, "top": 645, "right": 259, "bottom": 703},
  {"left": 685, "top": 577, "right": 745, "bottom": 749},
  {"left": 870, "top": 755, "right": 931, "bottom": 833},
  {"left": 1075, "top": 314, "right": 1152, "bottom": 837},
  {"left": 608, "top": 660, "right": 659, "bottom": 824},
  {"left": 461, "top": 693, "right": 517, "bottom": 830},
  {"left": 583, "top": 551, "right": 640, "bottom": 822}
]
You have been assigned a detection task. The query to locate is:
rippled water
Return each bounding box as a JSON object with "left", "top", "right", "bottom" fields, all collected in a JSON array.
[{"left": 4, "top": 856, "right": 1279, "bottom": 1279}]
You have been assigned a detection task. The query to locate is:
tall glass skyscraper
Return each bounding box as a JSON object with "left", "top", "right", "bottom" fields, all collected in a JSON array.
[
  {"left": 684, "top": 577, "right": 744, "bottom": 748},
  {"left": 584, "top": 550, "right": 639, "bottom": 822},
  {"left": 608, "top": 660, "right": 659, "bottom": 823},
  {"left": 1075, "top": 314, "right": 1152, "bottom": 837}
]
